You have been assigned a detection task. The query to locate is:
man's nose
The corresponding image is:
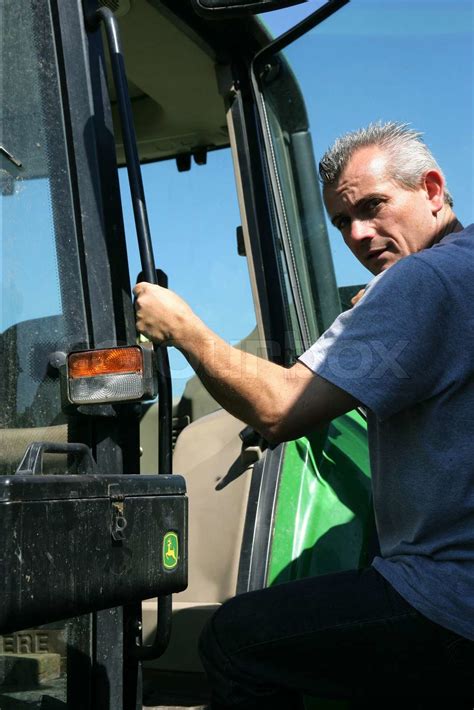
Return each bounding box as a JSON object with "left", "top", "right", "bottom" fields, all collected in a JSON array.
[{"left": 349, "top": 219, "right": 373, "bottom": 241}]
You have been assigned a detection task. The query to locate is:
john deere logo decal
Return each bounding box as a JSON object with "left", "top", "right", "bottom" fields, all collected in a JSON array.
[{"left": 163, "top": 532, "right": 179, "bottom": 570}]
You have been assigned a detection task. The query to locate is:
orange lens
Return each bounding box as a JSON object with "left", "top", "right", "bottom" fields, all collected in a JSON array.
[{"left": 68, "top": 347, "right": 143, "bottom": 379}]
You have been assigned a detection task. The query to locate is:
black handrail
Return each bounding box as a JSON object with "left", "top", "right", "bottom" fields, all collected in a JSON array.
[{"left": 88, "top": 5, "right": 173, "bottom": 662}]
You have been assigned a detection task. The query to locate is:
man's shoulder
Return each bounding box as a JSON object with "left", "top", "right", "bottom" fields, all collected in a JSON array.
[
  {"left": 418, "top": 223, "right": 474, "bottom": 266},
  {"left": 365, "top": 224, "right": 474, "bottom": 301},
  {"left": 411, "top": 223, "right": 474, "bottom": 290}
]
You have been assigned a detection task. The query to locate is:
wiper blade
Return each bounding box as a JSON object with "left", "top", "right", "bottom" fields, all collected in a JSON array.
[{"left": 0, "top": 144, "right": 22, "bottom": 168}]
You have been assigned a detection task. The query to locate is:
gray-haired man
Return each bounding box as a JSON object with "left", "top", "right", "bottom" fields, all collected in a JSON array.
[{"left": 134, "top": 123, "right": 473, "bottom": 707}]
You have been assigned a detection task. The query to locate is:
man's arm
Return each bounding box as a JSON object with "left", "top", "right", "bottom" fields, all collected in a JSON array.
[{"left": 134, "top": 283, "right": 359, "bottom": 443}]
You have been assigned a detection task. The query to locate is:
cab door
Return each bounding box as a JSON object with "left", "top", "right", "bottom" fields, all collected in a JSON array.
[{"left": 223, "top": 4, "right": 373, "bottom": 598}]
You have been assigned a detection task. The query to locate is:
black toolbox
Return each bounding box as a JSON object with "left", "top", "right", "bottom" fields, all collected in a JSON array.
[{"left": 0, "top": 473, "right": 187, "bottom": 634}]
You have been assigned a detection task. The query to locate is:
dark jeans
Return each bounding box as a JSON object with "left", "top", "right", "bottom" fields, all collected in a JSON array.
[{"left": 199, "top": 567, "right": 473, "bottom": 709}]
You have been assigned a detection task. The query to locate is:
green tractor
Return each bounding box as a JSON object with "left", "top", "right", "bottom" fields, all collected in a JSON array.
[{"left": 0, "top": 0, "right": 470, "bottom": 707}]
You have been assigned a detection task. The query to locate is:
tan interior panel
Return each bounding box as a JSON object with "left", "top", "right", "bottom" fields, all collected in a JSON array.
[
  {"left": 174, "top": 408, "right": 252, "bottom": 602},
  {"left": 143, "top": 408, "right": 254, "bottom": 672}
]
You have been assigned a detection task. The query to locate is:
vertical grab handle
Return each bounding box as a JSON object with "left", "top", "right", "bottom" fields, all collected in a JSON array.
[{"left": 88, "top": 5, "right": 172, "bottom": 662}]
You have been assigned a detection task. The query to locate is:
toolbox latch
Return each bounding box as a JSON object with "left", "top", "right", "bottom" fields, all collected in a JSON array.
[{"left": 108, "top": 484, "right": 127, "bottom": 542}]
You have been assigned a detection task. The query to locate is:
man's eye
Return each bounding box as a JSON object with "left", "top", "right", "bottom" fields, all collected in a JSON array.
[
  {"left": 366, "top": 198, "right": 383, "bottom": 212},
  {"left": 335, "top": 217, "right": 348, "bottom": 231}
]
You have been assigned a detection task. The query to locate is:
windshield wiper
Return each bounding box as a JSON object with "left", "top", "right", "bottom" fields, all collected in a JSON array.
[{"left": 0, "top": 144, "right": 22, "bottom": 168}]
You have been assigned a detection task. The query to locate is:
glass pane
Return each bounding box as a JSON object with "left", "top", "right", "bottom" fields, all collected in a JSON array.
[
  {"left": 0, "top": 0, "right": 87, "bottom": 475},
  {"left": 122, "top": 149, "right": 258, "bottom": 421},
  {"left": 257, "top": 0, "right": 473, "bottom": 318},
  {"left": 258, "top": 58, "right": 338, "bottom": 348}
]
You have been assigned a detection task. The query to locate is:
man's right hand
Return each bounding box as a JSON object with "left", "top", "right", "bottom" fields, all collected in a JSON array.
[{"left": 134, "top": 282, "right": 200, "bottom": 346}]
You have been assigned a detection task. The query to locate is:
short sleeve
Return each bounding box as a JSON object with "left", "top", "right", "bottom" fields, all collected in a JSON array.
[{"left": 299, "top": 256, "right": 457, "bottom": 420}]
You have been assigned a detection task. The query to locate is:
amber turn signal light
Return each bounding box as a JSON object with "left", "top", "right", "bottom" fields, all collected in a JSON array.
[
  {"left": 69, "top": 347, "right": 143, "bottom": 379},
  {"left": 66, "top": 346, "right": 156, "bottom": 405}
]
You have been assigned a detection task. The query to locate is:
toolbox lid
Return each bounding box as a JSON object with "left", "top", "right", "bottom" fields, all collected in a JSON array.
[{"left": 0, "top": 474, "right": 186, "bottom": 503}]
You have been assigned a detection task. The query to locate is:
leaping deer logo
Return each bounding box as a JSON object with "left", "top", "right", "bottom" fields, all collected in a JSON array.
[
  {"left": 163, "top": 533, "right": 179, "bottom": 569},
  {"left": 165, "top": 538, "right": 177, "bottom": 563}
]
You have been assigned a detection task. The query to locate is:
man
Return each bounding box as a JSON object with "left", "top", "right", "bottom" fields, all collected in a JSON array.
[{"left": 134, "top": 123, "right": 473, "bottom": 707}]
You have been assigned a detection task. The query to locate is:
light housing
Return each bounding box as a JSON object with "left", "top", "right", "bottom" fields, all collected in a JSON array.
[{"left": 66, "top": 346, "right": 157, "bottom": 405}]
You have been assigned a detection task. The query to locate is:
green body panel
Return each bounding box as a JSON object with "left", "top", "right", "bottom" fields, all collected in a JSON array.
[{"left": 268, "top": 410, "right": 372, "bottom": 586}]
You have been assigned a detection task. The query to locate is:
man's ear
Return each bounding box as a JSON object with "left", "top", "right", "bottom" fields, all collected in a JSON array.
[{"left": 423, "top": 169, "right": 445, "bottom": 214}]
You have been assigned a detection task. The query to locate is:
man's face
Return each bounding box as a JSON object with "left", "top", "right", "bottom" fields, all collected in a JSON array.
[{"left": 323, "top": 146, "right": 442, "bottom": 275}]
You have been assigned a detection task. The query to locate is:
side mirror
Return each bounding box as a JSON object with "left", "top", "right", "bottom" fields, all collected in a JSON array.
[{"left": 191, "top": 0, "right": 308, "bottom": 18}]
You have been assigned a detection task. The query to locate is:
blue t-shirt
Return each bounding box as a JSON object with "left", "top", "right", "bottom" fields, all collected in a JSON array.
[{"left": 299, "top": 224, "right": 474, "bottom": 641}]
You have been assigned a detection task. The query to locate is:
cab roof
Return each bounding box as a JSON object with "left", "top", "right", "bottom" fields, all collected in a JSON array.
[{"left": 106, "top": 0, "right": 270, "bottom": 163}]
